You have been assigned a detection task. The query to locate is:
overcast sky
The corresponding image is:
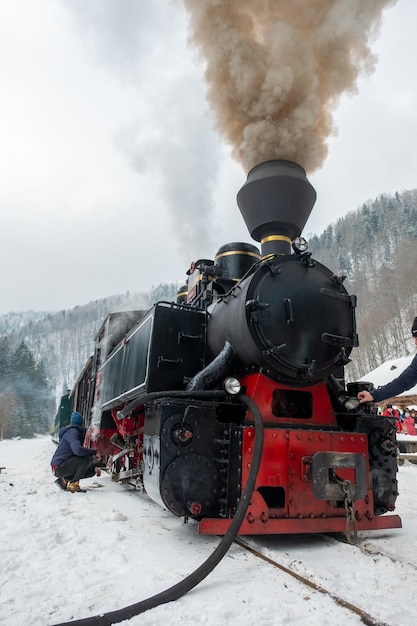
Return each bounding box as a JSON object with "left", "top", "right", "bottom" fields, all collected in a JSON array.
[{"left": 1, "top": 0, "right": 416, "bottom": 315}]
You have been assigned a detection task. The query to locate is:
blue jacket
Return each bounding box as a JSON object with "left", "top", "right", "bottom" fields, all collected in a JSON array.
[
  {"left": 51, "top": 424, "right": 97, "bottom": 467},
  {"left": 372, "top": 354, "right": 417, "bottom": 403}
]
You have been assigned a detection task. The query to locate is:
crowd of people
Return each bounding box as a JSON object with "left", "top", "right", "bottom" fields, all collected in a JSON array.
[{"left": 381, "top": 404, "right": 417, "bottom": 435}]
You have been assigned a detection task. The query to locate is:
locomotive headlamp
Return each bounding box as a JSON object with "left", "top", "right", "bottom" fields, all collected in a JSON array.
[
  {"left": 292, "top": 236, "right": 308, "bottom": 254},
  {"left": 224, "top": 377, "right": 241, "bottom": 395}
]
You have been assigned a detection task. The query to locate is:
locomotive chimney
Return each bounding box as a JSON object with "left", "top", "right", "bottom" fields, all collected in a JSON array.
[{"left": 237, "top": 160, "right": 317, "bottom": 257}]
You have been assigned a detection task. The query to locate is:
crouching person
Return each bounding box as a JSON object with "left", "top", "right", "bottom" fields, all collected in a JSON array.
[{"left": 51, "top": 411, "right": 101, "bottom": 493}]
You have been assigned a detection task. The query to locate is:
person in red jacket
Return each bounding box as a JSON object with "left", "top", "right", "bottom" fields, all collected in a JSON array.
[
  {"left": 382, "top": 404, "right": 403, "bottom": 432},
  {"left": 50, "top": 411, "right": 101, "bottom": 492},
  {"left": 381, "top": 404, "right": 398, "bottom": 417},
  {"left": 404, "top": 412, "right": 417, "bottom": 436}
]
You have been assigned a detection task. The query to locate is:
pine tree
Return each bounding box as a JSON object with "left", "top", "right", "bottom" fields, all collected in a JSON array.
[
  {"left": 0, "top": 337, "right": 13, "bottom": 440},
  {"left": 0, "top": 340, "right": 54, "bottom": 438}
]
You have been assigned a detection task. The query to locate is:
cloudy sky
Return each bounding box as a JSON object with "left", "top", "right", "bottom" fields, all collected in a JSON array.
[{"left": 1, "top": 0, "right": 416, "bottom": 315}]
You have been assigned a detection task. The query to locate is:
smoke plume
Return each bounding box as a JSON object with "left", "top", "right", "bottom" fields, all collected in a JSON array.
[{"left": 183, "top": 0, "right": 397, "bottom": 174}]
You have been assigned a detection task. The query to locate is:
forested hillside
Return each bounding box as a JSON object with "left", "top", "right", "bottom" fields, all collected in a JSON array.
[
  {"left": 0, "top": 283, "right": 179, "bottom": 438},
  {"left": 1, "top": 187, "right": 417, "bottom": 438},
  {"left": 308, "top": 188, "right": 417, "bottom": 379}
]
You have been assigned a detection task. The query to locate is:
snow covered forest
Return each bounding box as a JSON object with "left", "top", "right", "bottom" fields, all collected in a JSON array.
[
  {"left": 0, "top": 283, "right": 178, "bottom": 439},
  {"left": 1, "top": 187, "right": 417, "bottom": 439},
  {"left": 309, "top": 188, "right": 417, "bottom": 378}
]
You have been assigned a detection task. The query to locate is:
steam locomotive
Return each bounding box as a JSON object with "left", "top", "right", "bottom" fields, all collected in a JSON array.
[{"left": 65, "top": 160, "right": 401, "bottom": 537}]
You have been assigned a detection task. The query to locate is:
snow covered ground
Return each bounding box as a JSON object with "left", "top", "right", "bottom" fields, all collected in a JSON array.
[{"left": 1, "top": 436, "right": 417, "bottom": 626}]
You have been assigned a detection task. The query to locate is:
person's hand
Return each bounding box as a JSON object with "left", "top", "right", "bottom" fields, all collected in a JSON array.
[
  {"left": 95, "top": 453, "right": 102, "bottom": 462},
  {"left": 357, "top": 390, "right": 374, "bottom": 403}
]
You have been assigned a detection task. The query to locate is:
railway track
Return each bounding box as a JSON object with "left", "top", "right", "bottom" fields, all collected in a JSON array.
[
  {"left": 234, "top": 533, "right": 414, "bottom": 626},
  {"left": 336, "top": 533, "right": 417, "bottom": 572}
]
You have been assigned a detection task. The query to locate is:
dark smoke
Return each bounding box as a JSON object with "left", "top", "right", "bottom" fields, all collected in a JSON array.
[{"left": 184, "top": 0, "right": 397, "bottom": 174}]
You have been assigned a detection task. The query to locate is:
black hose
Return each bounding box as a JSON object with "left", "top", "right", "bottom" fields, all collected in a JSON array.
[
  {"left": 186, "top": 341, "right": 236, "bottom": 391},
  {"left": 52, "top": 393, "right": 264, "bottom": 626}
]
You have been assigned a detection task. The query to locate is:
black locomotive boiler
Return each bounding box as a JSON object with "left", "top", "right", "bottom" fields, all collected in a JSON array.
[{"left": 69, "top": 159, "right": 401, "bottom": 538}]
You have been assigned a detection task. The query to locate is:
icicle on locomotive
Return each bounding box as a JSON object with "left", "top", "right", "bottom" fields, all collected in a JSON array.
[{"left": 70, "top": 160, "right": 401, "bottom": 536}]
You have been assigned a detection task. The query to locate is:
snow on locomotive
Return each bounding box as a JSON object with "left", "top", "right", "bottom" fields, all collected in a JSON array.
[{"left": 70, "top": 160, "right": 401, "bottom": 537}]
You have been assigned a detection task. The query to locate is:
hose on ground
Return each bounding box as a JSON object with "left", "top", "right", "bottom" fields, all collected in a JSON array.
[{"left": 53, "top": 393, "right": 264, "bottom": 626}]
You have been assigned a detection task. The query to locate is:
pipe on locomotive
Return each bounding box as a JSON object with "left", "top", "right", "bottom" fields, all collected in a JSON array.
[
  {"left": 186, "top": 341, "right": 236, "bottom": 391},
  {"left": 236, "top": 159, "right": 316, "bottom": 257}
]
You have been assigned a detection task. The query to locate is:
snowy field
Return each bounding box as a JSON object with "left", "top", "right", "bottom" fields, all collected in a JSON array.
[{"left": 1, "top": 436, "right": 417, "bottom": 626}]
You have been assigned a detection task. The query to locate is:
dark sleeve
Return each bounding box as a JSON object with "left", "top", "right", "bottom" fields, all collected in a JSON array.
[
  {"left": 372, "top": 355, "right": 417, "bottom": 403},
  {"left": 67, "top": 429, "right": 97, "bottom": 457}
]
